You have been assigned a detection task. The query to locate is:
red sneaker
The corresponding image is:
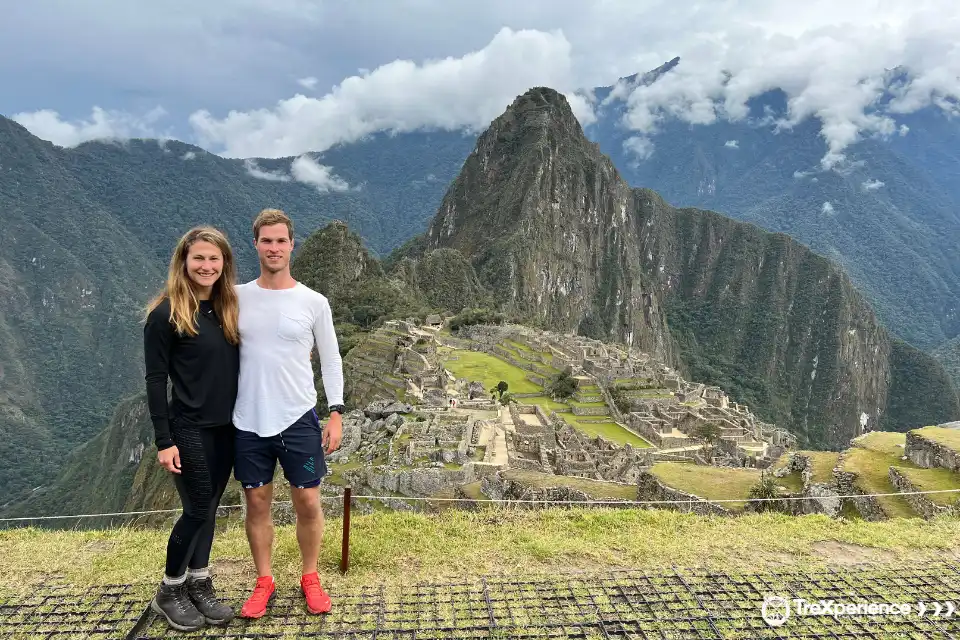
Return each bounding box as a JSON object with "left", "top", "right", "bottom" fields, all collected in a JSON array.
[
  {"left": 300, "top": 572, "right": 331, "bottom": 614},
  {"left": 240, "top": 576, "right": 276, "bottom": 619}
]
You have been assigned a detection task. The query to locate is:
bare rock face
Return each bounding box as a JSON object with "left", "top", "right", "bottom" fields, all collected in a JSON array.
[{"left": 425, "top": 87, "right": 677, "bottom": 366}]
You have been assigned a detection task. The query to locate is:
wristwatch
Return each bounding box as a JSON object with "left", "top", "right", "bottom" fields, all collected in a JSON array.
[{"left": 329, "top": 404, "right": 345, "bottom": 416}]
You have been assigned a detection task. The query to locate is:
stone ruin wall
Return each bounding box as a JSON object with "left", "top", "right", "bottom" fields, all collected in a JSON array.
[
  {"left": 905, "top": 431, "right": 960, "bottom": 473},
  {"left": 888, "top": 466, "right": 958, "bottom": 519}
]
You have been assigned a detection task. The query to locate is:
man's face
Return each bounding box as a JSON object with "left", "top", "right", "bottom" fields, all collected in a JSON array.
[{"left": 255, "top": 223, "right": 293, "bottom": 273}]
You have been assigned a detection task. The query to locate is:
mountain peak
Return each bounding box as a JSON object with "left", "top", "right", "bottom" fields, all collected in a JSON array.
[{"left": 495, "top": 86, "right": 585, "bottom": 141}]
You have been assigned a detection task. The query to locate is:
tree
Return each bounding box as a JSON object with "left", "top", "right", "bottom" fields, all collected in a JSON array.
[
  {"left": 490, "top": 380, "right": 509, "bottom": 400},
  {"left": 609, "top": 384, "right": 631, "bottom": 413},
  {"left": 691, "top": 422, "right": 721, "bottom": 459},
  {"left": 547, "top": 367, "right": 578, "bottom": 399},
  {"left": 748, "top": 469, "right": 788, "bottom": 514}
]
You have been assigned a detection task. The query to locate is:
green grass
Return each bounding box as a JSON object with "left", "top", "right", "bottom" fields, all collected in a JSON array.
[
  {"left": 522, "top": 396, "right": 571, "bottom": 413},
  {"left": 443, "top": 350, "right": 541, "bottom": 394},
  {"left": 855, "top": 431, "right": 910, "bottom": 457},
  {"left": 842, "top": 440, "right": 919, "bottom": 519},
  {"left": 460, "top": 482, "right": 489, "bottom": 500},
  {"left": 808, "top": 452, "right": 841, "bottom": 484},
  {"left": 893, "top": 466, "right": 960, "bottom": 507},
  {"left": 911, "top": 426, "right": 960, "bottom": 453},
  {"left": 649, "top": 462, "right": 763, "bottom": 511},
  {"left": 774, "top": 471, "right": 805, "bottom": 494},
  {"left": 3, "top": 509, "right": 959, "bottom": 595},
  {"left": 568, "top": 419, "right": 652, "bottom": 448},
  {"left": 568, "top": 399, "right": 608, "bottom": 408}
]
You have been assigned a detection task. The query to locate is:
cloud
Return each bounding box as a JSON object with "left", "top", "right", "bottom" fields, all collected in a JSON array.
[
  {"left": 725, "top": 140, "right": 739, "bottom": 148},
  {"left": 290, "top": 155, "right": 351, "bottom": 192},
  {"left": 614, "top": 4, "right": 960, "bottom": 171},
  {"left": 11, "top": 106, "right": 168, "bottom": 148},
  {"left": 862, "top": 178, "right": 885, "bottom": 190},
  {"left": 188, "top": 27, "right": 590, "bottom": 157},
  {"left": 243, "top": 159, "right": 291, "bottom": 182},
  {"left": 182, "top": 151, "right": 197, "bottom": 160},
  {"left": 6, "top": 0, "right": 958, "bottom": 168},
  {"left": 242, "top": 155, "right": 350, "bottom": 192},
  {"left": 822, "top": 201, "right": 835, "bottom": 214},
  {"left": 623, "top": 136, "right": 654, "bottom": 161}
]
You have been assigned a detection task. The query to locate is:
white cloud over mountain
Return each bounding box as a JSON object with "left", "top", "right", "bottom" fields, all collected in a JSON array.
[{"left": 6, "top": 0, "right": 959, "bottom": 170}]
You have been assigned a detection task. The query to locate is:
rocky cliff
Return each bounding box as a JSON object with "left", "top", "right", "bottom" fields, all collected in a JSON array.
[
  {"left": 423, "top": 87, "right": 677, "bottom": 366},
  {"left": 418, "top": 87, "right": 959, "bottom": 449}
]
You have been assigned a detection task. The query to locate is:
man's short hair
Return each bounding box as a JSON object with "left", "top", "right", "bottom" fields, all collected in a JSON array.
[{"left": 253, "top": 208, "right": 294, "bottom": 241}]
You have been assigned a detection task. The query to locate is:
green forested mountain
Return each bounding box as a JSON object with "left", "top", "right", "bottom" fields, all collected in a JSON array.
[{"left": 0, "top": 116, "right": 465, "bottom": 502}]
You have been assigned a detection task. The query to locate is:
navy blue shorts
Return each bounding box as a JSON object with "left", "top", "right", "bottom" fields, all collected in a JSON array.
[{"left": 234, "top": 408, "right": 328, "bottom": 489}]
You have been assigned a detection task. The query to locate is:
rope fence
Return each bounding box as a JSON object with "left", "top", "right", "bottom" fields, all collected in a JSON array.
[{"left": 2, "top": 486, "right": 960, "bottom": 523}]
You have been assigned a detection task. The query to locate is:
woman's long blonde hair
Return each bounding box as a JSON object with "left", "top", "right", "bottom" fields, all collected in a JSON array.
[{"left": 145, "top": 226, "right": 240, "bottom": 345}]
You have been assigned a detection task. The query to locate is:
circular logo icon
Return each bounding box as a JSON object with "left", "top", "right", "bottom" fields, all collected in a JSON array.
[{"left": 762, "top": 595, "right": 790, "bottom": 627}]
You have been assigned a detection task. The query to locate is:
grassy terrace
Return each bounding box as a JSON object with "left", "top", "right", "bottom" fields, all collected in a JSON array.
[
  {"left": 440, "top": 348, "right": 653, "bottom": 448},
  {"left": 442, "top": 349, "right": 541, "bottom": 394},
  {"left": 569, "top": 419, "right": 652, "bottom": 448},
  {"left": 842, "top": 432, "right": 924, "bottom": 518},
  {"left": 649, "top": 462, "right": 763, "bottom": 511},
  {"left": 912, "top": 425, "right": 960, "bottom": 452},
  {"left": 895, "top": 466, "right": 960, "bottom": 507},
  {"left": 3, "top": 510, "right": 959, "bottom": 595}
]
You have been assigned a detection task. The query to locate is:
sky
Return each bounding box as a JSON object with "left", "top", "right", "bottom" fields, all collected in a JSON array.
[{"left": 3, "top": 0, "right": 959, "bottom": 171}]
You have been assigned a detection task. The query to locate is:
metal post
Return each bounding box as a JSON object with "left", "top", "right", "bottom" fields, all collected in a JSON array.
[{"left": 340, "top": 486, "right": 352, "bottom": 575}]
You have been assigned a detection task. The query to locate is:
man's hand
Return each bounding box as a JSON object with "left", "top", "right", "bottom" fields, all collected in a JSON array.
[
  {"left": 158, "top": 445, "right": 181, "bottom": 474},
  {"left": 322, "top": 412, "right": 343, "bottom": 454}
]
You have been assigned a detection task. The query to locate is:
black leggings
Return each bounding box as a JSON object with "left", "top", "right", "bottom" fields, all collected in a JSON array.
[{"left": 165, "top": 422, "right": 235, "bottom": 578}]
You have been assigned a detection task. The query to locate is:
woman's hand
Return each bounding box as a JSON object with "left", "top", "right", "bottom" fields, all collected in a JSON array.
[{"left": 158, "top": 445, "right": 182, "bottom": 474}]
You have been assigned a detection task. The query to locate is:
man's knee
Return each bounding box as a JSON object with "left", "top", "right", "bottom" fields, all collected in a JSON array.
[
  {"left": 244, "top": 486, "right": 274, "bottom": 520},
  {"left": 291, "top": 487, "right": 322, "bottom": 521}
]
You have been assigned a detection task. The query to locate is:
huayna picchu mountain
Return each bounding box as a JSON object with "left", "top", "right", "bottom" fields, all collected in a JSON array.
[
  {"left": 423, "top": 87, "right": 676, "bottom": 367},
  {"left": 412, "top": 86, "right": 959, "bottom": 450}
]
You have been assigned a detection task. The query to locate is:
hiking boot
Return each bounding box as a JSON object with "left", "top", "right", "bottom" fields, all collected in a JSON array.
[
  {"left": 240, "top": 576, "right": 276, "bottom": 619},
  {"left": 300, "top": 572, "right": 331, "bottom": 614},
  {"left": 187, "top": 577, "right": 235, "bottom": 625},
  {"left": 151, "top": 581, "right": 205, "bottom": 632}
]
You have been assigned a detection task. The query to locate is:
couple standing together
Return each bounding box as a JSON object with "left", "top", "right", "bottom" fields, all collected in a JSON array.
[{"left": 142, "top": 208, "right": 345, "bottom": 631}]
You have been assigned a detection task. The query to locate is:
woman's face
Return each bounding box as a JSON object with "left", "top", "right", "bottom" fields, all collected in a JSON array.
[{"left": 186, "top": 240, "right": 224, "bottom": 290}]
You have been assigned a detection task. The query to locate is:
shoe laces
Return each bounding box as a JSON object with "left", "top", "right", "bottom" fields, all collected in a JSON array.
[
  {"left": 248, "top": 577, "right": 274, "bottom": 605},
  {"left": 170, "top": 582, "right": 193, "bottom": 613},
  {"left": 301, "top": 573, "right": 325, "bottom": 598},
  {"left": 191, "top": 578, "right": 217, "bottom": 604}
]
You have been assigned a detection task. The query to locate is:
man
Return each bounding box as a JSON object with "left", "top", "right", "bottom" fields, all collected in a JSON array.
[{"left": 231, "top": 208, "right": 345, "bottom": 618}]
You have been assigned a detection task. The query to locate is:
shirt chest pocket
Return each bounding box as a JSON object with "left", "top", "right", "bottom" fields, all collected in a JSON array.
[{"left": 277, "top": 312, "right": 311, "bottom": 344}]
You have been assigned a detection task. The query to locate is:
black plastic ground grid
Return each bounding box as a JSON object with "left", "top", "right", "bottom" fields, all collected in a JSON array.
[{"left": 2, "top": 563, "right": 960, "bottom": 638}]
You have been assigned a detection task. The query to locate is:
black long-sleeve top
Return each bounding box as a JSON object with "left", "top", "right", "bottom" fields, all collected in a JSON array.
[{"left": 143, "top": 297, "right": 240, "bottom": 450}]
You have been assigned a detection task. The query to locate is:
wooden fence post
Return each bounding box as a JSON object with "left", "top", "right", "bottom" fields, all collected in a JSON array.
[{"left": 340, "top": 486, "right": 352, "bottom": 575}]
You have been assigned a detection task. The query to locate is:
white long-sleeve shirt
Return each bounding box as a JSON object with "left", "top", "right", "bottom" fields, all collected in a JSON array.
[{"left": 232, "top": 280, "right": 344, "bottom": 437}]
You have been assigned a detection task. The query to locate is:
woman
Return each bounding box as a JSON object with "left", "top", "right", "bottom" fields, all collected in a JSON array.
[{"left": 143, "top": 226, "right": 240, "bottom": 631}]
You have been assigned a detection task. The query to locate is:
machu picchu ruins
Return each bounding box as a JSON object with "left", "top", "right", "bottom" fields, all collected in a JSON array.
[{"left": 325, "top": 316, "right": 909, "bottom": 515}]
